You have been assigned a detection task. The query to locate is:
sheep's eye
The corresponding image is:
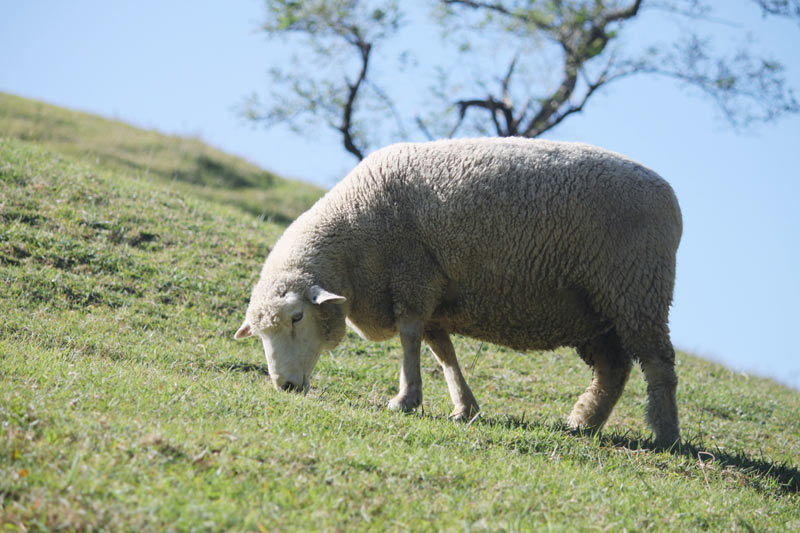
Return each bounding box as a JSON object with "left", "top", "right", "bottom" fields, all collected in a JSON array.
[{"left": 291, "top": 311, "right": 303, "bottom": 324}]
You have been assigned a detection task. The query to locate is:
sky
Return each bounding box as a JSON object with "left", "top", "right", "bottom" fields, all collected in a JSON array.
[{"left": 2, "top": 1, "right": 799, "bottom": 389}]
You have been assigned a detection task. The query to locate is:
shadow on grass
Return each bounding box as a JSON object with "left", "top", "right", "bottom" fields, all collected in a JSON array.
[
  {"left": 173, "top": 154, "right": 271, "bottom": 189},
  {"left": 477, "top": 413, "right": 800, "bottom": 495},
  {"left": 606, "top": 432, "right": 800, "bottom": 496},
  {"left": 223, "top": 198, "right": 295, "bottom": 226},
  {"left": 88, "top": 149, "right": 274, "bottom": 190},
  {"left": 211, "top": 360, "right": 270, "bottom": 376},
  {"left": 67, "top": 151, "right": 301, "bottom": 225}
]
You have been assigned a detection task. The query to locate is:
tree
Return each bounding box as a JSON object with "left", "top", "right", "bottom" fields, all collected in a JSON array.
[
  {"left": 752, "top": 0, "right": 800, "bottom": 21},
  {"left": 243, "top": 0, "right": 799, "bottom": 161}
]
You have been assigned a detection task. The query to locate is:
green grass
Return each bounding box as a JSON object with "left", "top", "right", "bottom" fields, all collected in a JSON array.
[
  {"left": 1, "top": 94, "right": 799, "bottom": 531},
  {"left": 0, "top": 92, "right": 323, "bottom": 224}
]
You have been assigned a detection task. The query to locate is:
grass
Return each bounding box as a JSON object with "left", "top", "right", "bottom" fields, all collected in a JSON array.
[
  {"left": 1, "top": 93, "right": 799, "bottom": 531},
  {"left": 0, "top": 92, "right": 323, "bottom": 224}
]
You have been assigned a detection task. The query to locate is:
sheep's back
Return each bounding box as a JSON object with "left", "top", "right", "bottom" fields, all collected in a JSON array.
[{"left": 331, "top": 138, "right": 682, "bottom": 348}]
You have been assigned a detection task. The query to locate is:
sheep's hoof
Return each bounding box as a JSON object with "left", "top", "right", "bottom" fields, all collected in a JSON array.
[
  {"left": 566, "top": 415, "right": 603, "bottom": 436},
  {"left": 448, "top": 404, "right": 480, "bottom": 421},
  {"left": 566, "top": 413, "right": 583, "bottom": 430},
  {"left": 653, "top": 429, "right": 681, "bottom": 449},
  {"left": 388, "top": 391, "right": 421, "bottom": 413}
]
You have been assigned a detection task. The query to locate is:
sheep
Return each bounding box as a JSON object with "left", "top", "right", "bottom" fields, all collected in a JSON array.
[{"left": 234, "top": 137, "right": 683, "bottom": 445}]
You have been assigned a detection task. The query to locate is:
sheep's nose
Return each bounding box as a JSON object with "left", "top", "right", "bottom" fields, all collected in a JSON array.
[{"left": 282, "top": 381, "right": 300, "bottom": 393}]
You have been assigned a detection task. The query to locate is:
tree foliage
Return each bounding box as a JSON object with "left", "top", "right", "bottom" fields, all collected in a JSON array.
[
  {"left": 244, "top": 0, "right": 799, "bottom": 160},
  {"left": 753, "top": 0, "right": 800, "bottom": 21}
]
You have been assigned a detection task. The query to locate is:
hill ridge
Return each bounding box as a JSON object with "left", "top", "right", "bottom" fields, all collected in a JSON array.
[{"left": 0, "top": 91, "right": 323, "bottom": 224}]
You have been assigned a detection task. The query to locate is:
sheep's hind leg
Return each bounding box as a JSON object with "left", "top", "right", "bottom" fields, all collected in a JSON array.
[
  {"left": 424, "top": 328, "right": 480, "bottom": 420},
  {"left": 568, "top": 330, "right": 632, "bottom": 434},
  {"left": 622, "top": 329, "right": 680, "bottom": 446},
  {"left": 388, "top": 320, "right": 423, "bottom": 413}
]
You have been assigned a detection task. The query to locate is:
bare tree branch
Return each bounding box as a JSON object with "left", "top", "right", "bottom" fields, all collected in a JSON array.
[
  {"left": 442, "top": 0, "right": 555, "bottom": 31},
  {"left": 646, "top": 1, "right": 741, "bottom": 26},
  {"left": 243, "top": 1, "right": 403, "bottom": 160},
  {"left": 450, "top": 52, "right": 524, "bottom": 137},
  {"left": 600, "top": 0, "right": 644, "bottom": 25},
  {"left": 534, "top": 64, "right": 627, "bottom": 136},
  {"left": 366, "top": 79, "right": 408, "bottom": 139},
  {"left": 501, "top": 53, "right": 518, "bottom": 102},
  {"left": 415, "top": 116, "right": 436, "bottom": 141},
  {"left": 442, "top": 1, "right": 648, "bottom": 139},
  {"left": 522, "top": 62, "right": 578, "bottom": 136},
  {"left": 339, "top": 38, "right": 371, "bottom": 160},
  {"left": 451, "top": 97, "right": 511, "bottom": 136}
]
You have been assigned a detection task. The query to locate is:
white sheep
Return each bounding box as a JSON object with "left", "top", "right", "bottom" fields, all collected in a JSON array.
[{"left": 235, "top": 137, "right": 683, "bottom": 445}]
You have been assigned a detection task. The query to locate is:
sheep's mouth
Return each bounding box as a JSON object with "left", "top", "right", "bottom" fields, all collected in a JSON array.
[
  {"left": 279, "top": 376, "right": 310, "bottom": 394},
  {"left": 281, "top": 381, "right": 301, "bottom": 392}
]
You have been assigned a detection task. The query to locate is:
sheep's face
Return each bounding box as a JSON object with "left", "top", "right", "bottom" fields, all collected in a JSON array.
[{"left": 234, "top": 285, "right": 346, "bottom": 393}]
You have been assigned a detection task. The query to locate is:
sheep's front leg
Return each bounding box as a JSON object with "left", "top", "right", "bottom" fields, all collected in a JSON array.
[
  {"left": 388, "top": 321, "right": 423, "bottom": 413},
  {"left": 424, "top": 328, "right": 479, "bottom": 420}
]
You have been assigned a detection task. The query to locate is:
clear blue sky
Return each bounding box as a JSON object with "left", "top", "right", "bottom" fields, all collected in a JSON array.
[{"left": 2, "top": 1, "right": 799, "bottom": 389}]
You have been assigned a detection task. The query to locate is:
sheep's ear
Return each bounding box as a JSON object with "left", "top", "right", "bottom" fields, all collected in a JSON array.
[
  {"left": 308, "top": 285, "right": 346, "bottom": 305},
  {"left": 234, "top": 319, "right": 253, "bottom": 340}
]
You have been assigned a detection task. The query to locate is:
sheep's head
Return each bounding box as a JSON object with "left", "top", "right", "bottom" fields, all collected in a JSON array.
[{"left": 234, "top": 281, "right": 346, "bottom": 393}]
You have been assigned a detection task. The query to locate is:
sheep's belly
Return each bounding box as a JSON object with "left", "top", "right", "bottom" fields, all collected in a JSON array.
[
  {"left": 442, "top": 287, "right": 612, "bottom": 351},
  {"left": 453, "top": 318, "right": 611, "bottom": 352}
]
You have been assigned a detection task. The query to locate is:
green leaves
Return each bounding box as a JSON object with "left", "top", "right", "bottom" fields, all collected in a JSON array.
[{"left": 715, "top": 75, "right": 736, "bottom": 90}]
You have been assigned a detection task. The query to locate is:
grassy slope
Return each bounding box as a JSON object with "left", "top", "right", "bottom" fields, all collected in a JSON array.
[
  {"left": 1, "top": 94, "right": 799, "bottom": 531},
  {"left": 0, "top": 92, "right": 322, "bottom": 224}
]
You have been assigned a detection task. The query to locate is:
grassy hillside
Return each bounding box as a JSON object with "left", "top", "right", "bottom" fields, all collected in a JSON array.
[
  {"left": 1, "top": 95, "right": 799, "bottom": 531},
  {"left": 0, "top": 92, "right": 323, "bottom": 224}
]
